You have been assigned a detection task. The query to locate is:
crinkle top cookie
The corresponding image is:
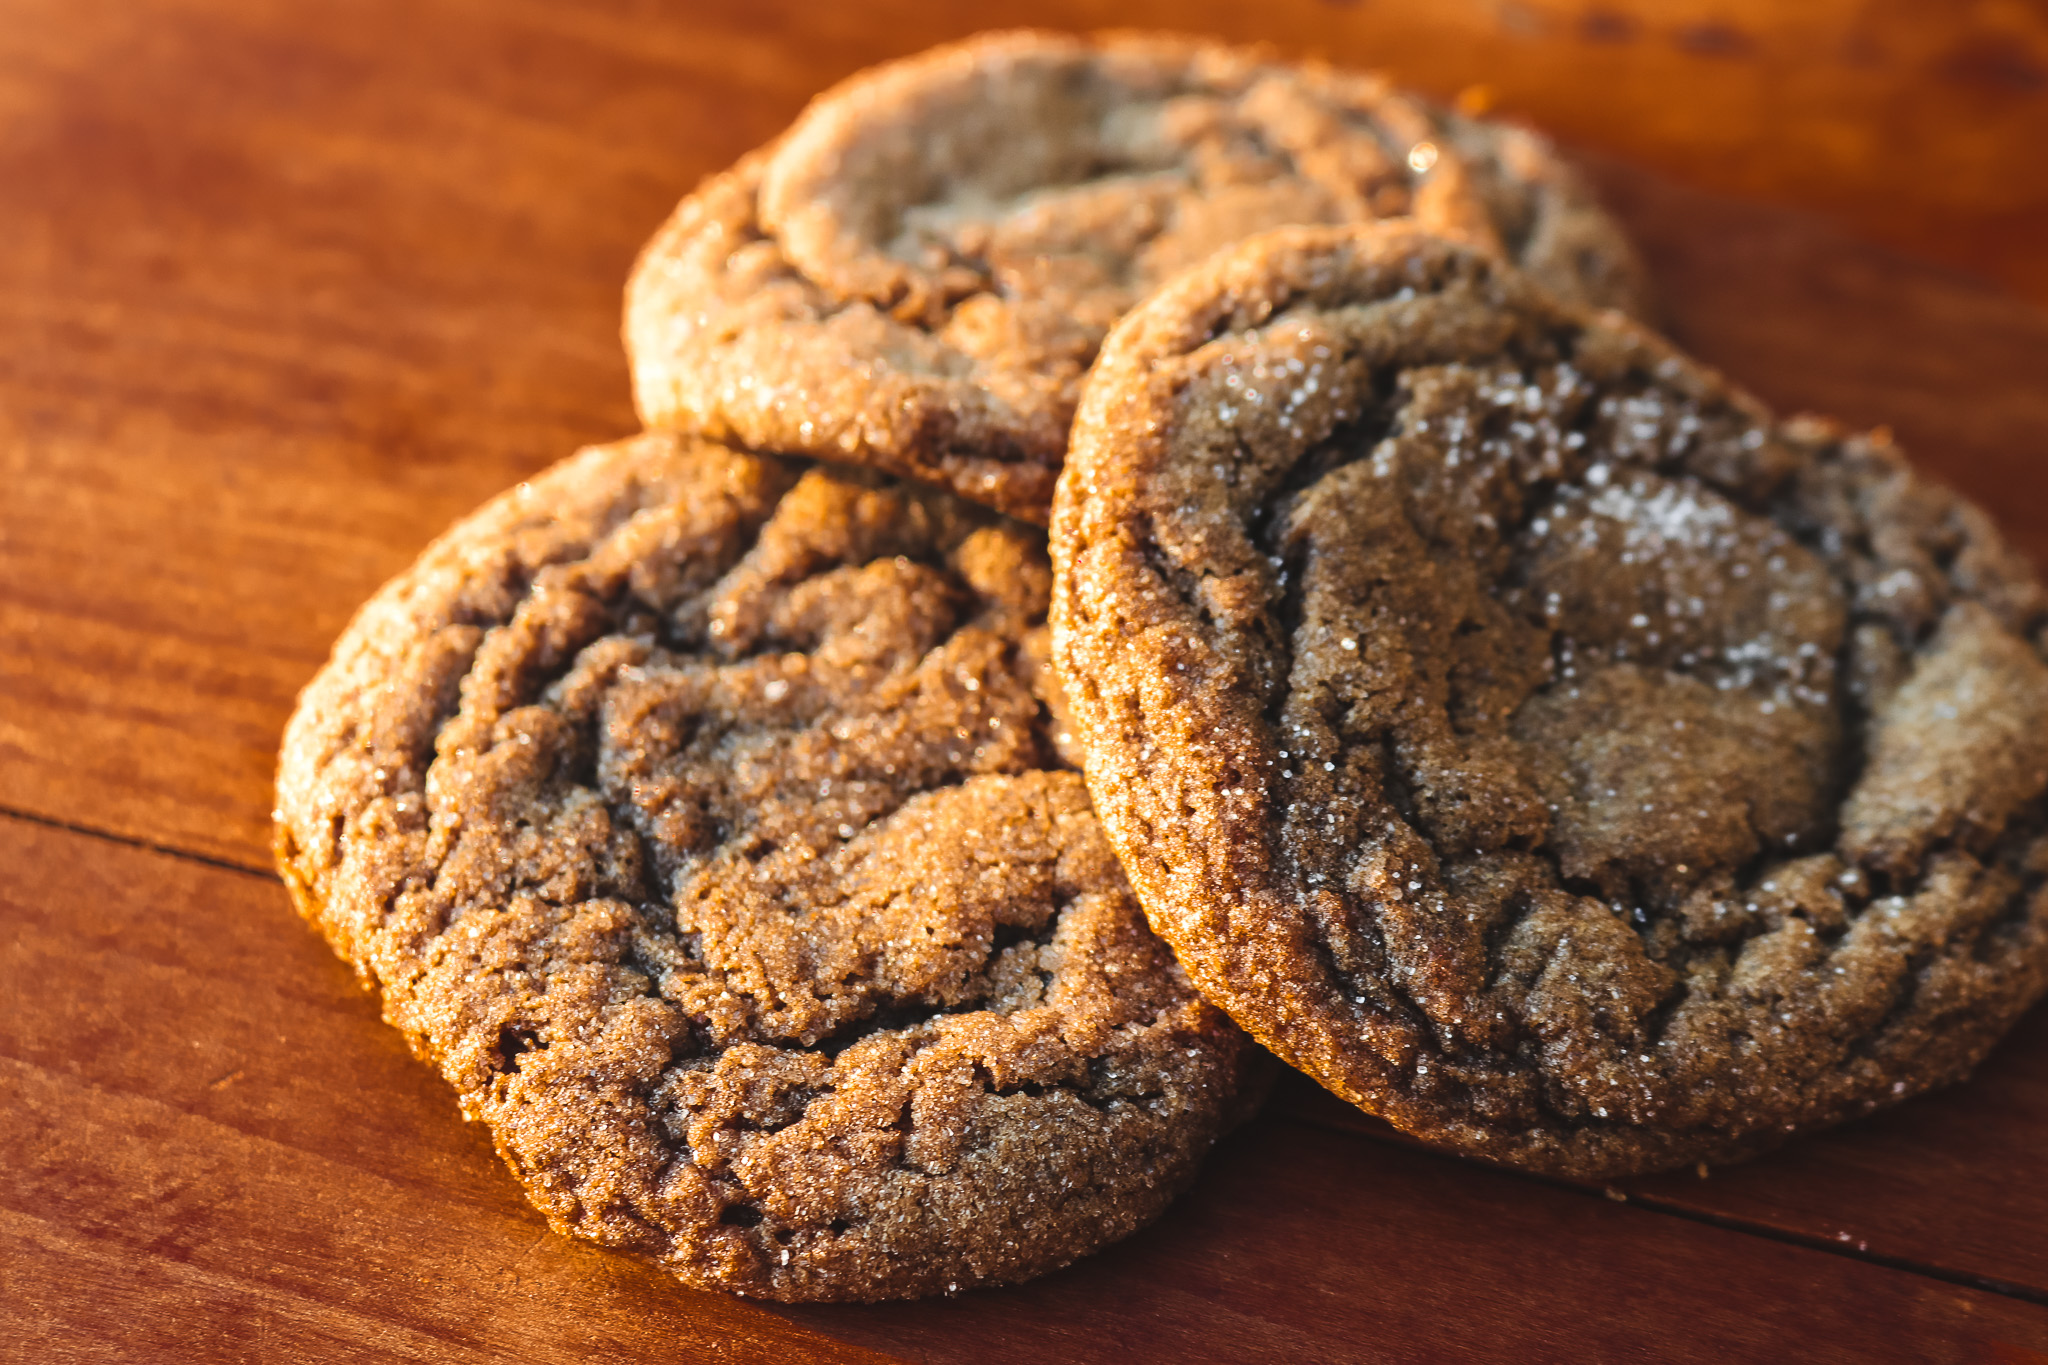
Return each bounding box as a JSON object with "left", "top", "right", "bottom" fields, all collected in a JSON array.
[
  {"left": 625, "top": 30, "right": 1649, "bottom": 524},
  {"left": 274, "top": 433, "right": 1255, "bottom": 1301},
  {"left": 1050, "top": 224, "right": 2048, "bottom": 1178}
]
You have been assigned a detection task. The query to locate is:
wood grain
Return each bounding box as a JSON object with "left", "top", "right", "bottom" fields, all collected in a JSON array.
[
  {"left": 752, "top": 0, "right": 2048, "bottom": 303},
  {"left": 6, "top": 0, "right": 2045, "bottom": 872},
  {"left": 4, "top": 0, "right": 2048, "bottom": 1357},
  {"left": 1276, "top": 1004, "right": 2048, "bottom": 1299},
  {"left": 11, "top": 813, "right": 2048, "bottom": 1365},
  {"left": 2, "top": 818, "right": 899, "bottom": 1365}
]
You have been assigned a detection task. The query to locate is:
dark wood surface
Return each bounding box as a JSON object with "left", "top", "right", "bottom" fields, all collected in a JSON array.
[{"left": 5, "top": 1, "right": 2048, "bottom": 1360}]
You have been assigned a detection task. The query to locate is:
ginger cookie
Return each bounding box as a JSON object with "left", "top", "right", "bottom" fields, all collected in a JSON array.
[
  {"left": 274, "top": 433, "right": 1257, "bottom": 1301},
  {"left": 1050, "top": 224, "right": 2048, "bottom": 1178},
  {"left": 625, "top": 30, "right": 1649, "bottom": 525}
]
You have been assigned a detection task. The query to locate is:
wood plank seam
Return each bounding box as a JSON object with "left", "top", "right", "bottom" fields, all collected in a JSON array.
[
  {"left": 10, "top": 803, "right": 2042, "bottom": 1312},
  {"left": 1275, "top": 1107, "right": 2048, "bottom": 1309},
  {"left": 0, "top": 799, "right": 274, "bottom": 881}
]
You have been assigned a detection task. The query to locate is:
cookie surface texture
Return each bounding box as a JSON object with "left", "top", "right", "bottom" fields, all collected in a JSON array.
[
  {"left": 625, "top": 29, "right": 1648, "bottom": 524},
  {"left": 274, "top": 433, "right": 1256, "bottom": 1301},
  {"left": 1050, "top": 224, "right": 2048, "bottom": 1177}
]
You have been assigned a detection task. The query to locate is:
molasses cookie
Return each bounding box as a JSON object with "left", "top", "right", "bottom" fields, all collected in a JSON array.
[
  {"left": 1050, "top": 224, "right": 2048, "bottom": 1178},
  {"left": 625, "top": 30, "right": 1649, "bottom": 524},
  {"left": 274, "top": 433, "right": 1257, "bottom": 1301}
]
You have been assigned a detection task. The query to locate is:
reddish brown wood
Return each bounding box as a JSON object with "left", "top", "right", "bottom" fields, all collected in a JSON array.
[
  {"left": 4, "top": 0, "right": 2048, "bottom": 1357},
  {"left": 1587, "top": 157, "right": 2048, "bottom": 573},
  {"left": 812, "top": 1116, "right": 2048, "bottom": 1365},
  {"left": 4, "top": 0, "right": 2045, "bottom": 870},
  {"left": 1, "top": 815, "right": 902, "bottom": 1365},
  {"left": 1276, "top": 1002, "right": 2048, "bottom": 1298},
  {"left": 10, "top": 813, "right": 2048, "bottom": 1364}
]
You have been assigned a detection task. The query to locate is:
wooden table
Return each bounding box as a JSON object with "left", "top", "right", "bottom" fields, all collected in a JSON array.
[{"left": 7, "top": 2, "right": 2048, "bottom": 1360}]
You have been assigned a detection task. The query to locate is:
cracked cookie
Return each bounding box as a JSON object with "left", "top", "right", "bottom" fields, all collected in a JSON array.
[
  {"left": 274, "top": 432, "right": 1257, "bottom": 1301},
  {"left": 624, "top": 29, "right": 1649, "bottom": 525},
  {"left": 1050, "top": 223, "right": 2048, "bottom": 1178}
]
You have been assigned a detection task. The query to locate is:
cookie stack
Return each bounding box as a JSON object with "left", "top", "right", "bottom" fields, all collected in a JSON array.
[{"left": 274, "top": 31, "right": 2048, "bottom": 1303}]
